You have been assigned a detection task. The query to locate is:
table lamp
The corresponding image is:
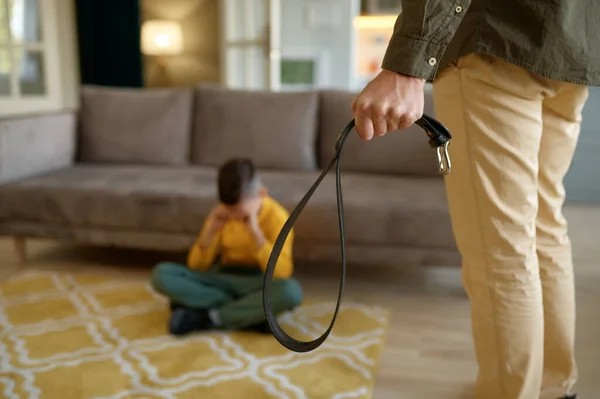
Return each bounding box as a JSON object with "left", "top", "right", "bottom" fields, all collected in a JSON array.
[{"left": 141, "top": 20, "right": 183, "bottom": 87}]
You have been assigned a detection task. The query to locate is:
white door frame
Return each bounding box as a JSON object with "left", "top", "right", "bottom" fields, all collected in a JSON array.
[
  {"left": 219, "top": 0, "right": 281, "bottom": 91},
  {"left": 266, "top": 0, "right": 281, "bottom": 91}
]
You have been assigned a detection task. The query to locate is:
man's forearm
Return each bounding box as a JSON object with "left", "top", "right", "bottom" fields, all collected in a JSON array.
[{"left": 382, "top": 0, "right": 471, "bottom": 80}]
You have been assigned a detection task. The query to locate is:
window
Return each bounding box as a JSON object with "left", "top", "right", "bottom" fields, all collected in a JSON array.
[
  {"left": 0, "top": 0, "right": 77, "bottom": 118},
  {"left": 220, "top": 0, "right": 281, "bottom": 91},
  {"left": 0, "top": 0, "right": 45, "bottom": 96}
]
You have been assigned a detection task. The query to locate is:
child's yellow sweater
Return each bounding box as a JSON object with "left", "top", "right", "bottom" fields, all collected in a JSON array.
[{"left": 187, "top": 196, "right": 294, "bottom": 279}]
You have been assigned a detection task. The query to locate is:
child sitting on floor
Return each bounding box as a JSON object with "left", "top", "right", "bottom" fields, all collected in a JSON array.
[{"left": 151, "top": 158, "right": 303, "bottom": 336}]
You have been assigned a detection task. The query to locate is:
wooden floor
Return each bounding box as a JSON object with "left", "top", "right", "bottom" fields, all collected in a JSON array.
[{"left": 1, "top": 204, "right": 599, "bottom": 398}]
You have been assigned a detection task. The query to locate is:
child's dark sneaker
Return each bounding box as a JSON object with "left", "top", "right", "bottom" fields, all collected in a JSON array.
[
  {"left": 168, "top": 307, "right": 212, "bottom": 336},
  {"left": 245, "top": 321, "right": 272, "bottom": 334}
]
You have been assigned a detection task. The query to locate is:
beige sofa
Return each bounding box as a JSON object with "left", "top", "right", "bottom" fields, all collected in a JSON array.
[{"left": 0, "top": 84, "right": 459, "bottom": 267}]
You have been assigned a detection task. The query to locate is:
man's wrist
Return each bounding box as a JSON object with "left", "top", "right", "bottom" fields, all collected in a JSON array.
[{"left": 382, "top": 68, "right": 426, "bottom": 84}]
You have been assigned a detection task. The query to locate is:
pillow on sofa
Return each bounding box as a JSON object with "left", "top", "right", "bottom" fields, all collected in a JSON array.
[
  {"left": 78, "top": 85, "right": 193, "bottom": 165},
  {"left": 319, "top": 88, "right": 441, "bottom": 176},
  {"left": 191, "top": 84, "right": 319, "bottom": 171}
]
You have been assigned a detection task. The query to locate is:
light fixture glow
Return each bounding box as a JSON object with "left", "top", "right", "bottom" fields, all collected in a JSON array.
[
  {"left": 141, "top": 20, "right": 183, "bottom": 55},
  {"left": 154, "top": 34, "right": 170, "bottom": 48}
]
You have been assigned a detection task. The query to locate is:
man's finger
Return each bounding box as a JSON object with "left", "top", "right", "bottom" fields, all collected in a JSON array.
[
  {"left": 385, "top": 107, "right": 402, "bottom": 132},
  {"left": 355, "top": 113, "right": 374, "bottom": 140},
  {"left": 397, "top": 114, "right": 417, "bottom": 130},
  {"left": 374, "top": 117, "right": 388, "bottom": 137}
]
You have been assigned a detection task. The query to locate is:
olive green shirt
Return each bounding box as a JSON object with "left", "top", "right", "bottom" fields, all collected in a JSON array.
[{"left": 382, "top": 0, "right": 600, "bottom": 86}]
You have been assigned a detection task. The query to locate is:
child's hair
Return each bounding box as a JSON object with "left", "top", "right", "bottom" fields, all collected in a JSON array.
[{"left": 217, "top": 158, "right": 261, "bottom": 205}]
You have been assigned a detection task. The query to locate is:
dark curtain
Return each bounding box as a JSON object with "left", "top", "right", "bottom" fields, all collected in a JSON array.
[{"left": 74, "top": 0, "right": 144, "bottom": 87}]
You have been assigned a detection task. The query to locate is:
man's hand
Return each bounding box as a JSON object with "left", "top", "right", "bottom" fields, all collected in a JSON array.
[{"left": 351, "top": 69, "right": 426, "bottom": 141}]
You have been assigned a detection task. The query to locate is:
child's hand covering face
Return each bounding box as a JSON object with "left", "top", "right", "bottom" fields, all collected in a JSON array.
[
  {"left": 224, "top": 196, "right": 262, "bottom": 221},
  {"left": 207, "top": 205, "right": 230, "bottom": 232}
]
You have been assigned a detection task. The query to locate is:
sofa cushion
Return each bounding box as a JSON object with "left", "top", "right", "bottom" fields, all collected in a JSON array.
[
  {"left": 0, "top": 166, "right": 455, "bottom": 249},
  {"left": 191, "top": 84, "right": 319, "bottom": 171},
  {"left": 78, "top": 85, "right": 193, "bottom": 165},
  {"left": 319, "top": 88, "right": 441, "bottom": 176}
]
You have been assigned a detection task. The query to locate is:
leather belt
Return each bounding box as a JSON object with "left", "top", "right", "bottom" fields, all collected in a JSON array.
[{"left": 262, "top": 114, "right": 453, "bottom": 353}]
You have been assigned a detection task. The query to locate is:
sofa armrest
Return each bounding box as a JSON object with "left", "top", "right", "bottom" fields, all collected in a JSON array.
[{"left": 0, "top": 112, "right": 76, "bottom": 185}]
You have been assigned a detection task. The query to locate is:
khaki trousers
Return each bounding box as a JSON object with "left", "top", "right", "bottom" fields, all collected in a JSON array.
[{"left": 432, "top": 53, "right": 589, "bottom": 399}]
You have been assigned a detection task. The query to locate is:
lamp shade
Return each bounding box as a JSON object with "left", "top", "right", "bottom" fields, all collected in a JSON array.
[{"left": 141, "top": 20, "right": 183, "bottom": 55}]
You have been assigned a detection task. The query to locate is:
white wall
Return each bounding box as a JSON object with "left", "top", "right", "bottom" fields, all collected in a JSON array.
[{"left": 280, "top": 0, "right": 360, "bottom": 90}]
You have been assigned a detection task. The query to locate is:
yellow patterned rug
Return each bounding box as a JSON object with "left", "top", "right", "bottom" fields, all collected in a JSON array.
[{"left": 0, "top": 271, "right": 390, "bottom": 399}]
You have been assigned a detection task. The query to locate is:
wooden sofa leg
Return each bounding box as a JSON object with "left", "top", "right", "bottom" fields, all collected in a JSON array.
[{"left": 13, "top": 237, "right": 27, "bottom": 264}]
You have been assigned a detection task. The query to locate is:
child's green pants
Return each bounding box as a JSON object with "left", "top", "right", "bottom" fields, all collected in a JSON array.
[{"left": 150, "top": 262, "right": 303, "bottom": 330}]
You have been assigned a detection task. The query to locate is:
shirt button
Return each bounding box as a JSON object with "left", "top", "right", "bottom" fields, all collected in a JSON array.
[
  {"left": 455, "top": 5, "right": 463, "bottom": 13},
  {"left": 428, "top": 57, "right": 437, "bottom": 66}
]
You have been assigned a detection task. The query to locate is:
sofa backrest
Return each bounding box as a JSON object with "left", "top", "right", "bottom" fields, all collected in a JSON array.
[
  {"left": 318, "top": 88, "right": 442, "bottom": 177},
  {"left": 191, "top": 84, "right": 319, "bottom": 171},
  {"left": 78, "top": 85, "right": 193, "bottom": 165},
  {"left": 77, "top": 84, "right": 442, "bottom": 177}
]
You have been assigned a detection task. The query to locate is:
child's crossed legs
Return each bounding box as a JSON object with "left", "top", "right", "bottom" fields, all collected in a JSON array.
[{"left": 151, "top": 262, "right": 303, "bottom": 333}]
